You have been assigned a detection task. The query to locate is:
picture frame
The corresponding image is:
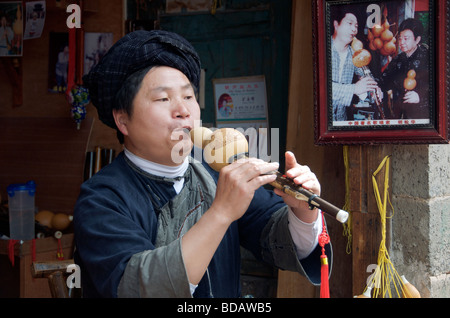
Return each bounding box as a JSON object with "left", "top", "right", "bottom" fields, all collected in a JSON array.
[
  {"left": 0, "top": 1, "right": 23, "bottom": 57},
  {"left": 313, "top": 0, "right": 449, "bottom": 144},
  {"left": 47, "top": 32, "right": 68, "bottom": 93},
  {"left": 83, "top": 32, "right": 113, "bottom": 76}
]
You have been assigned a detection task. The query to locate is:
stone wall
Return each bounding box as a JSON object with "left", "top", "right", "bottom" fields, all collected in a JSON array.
[{"left": 391, "top": 144, "right": 450, "bottom": 298}]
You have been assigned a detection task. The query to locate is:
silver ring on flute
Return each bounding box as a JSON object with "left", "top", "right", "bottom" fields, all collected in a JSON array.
[
  {"left": 307, "top": 194, "right": 318, "bottom": 210},
  {"left": 228, "top": 152, "right": 249, "bottom": 163}
]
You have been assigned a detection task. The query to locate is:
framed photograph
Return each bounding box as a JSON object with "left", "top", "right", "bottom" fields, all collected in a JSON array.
[
  {"left": 313, "top": 0, "right": 449, "bottom": 144},
  {"left": 0, "top": 1, "right": 23, "bottom": 56},
  {"left": 24, "top": 1, "right": 46, "bottom": 40},
  {"left": 83, "top": 32, "right": 113, "bottom": 75},
  {"left": 47, "top": 32, "right": 68, "bottom": 93}
]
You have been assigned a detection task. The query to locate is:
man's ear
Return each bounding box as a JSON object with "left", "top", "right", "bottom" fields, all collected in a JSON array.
[
  {"left": 415, "top": 36, "right": 421, "bottom": 45},
  {"left": 113, "top": 109, "right": 129, "bottom": 136}
]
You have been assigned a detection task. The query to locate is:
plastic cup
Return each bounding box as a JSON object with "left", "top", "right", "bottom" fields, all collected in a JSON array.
[{"left": 7, "top": 181, "right": 36, "bottom": 240}]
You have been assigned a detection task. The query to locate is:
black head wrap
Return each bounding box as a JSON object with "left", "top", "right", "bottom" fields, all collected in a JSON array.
[{"left": 83, "top": 30, "right": 201, "bottom": 129}]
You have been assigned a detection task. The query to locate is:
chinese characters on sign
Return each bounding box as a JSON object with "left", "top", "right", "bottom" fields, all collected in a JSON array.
[
  {"left": 213, "top": 75, "right": 273, "bottom": 161},
  {"left": 213, "top": 76, "right": 268, "bottom": 122}
]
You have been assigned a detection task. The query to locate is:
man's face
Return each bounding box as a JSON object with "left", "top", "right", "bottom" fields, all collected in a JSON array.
[
  {"left": 116, "top": 66, "right": 200, "bottom": 166},
  {"left": 398, "top": 29, "right": 420, "bottom": 56},
  {"left": 334, "top": 13, "right": 358, "bottom": 45}
]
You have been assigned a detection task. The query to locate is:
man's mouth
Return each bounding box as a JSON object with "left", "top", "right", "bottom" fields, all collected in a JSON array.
[
  {"left": 171, "top": 126, "right": 193, "bottom": 142},
  {"left": 182, "top": 127, "right": 192, "bottom": 134}
]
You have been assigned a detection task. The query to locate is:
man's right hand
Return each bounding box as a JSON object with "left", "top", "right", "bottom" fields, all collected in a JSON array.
[
  {"left": 211, "top": 158, "right": 279, "bottom": 224},
  {"left": 354, "top": 76, "right": 379, "bottom": 96}
]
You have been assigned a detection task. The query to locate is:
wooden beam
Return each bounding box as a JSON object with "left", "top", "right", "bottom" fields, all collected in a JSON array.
[
  {"left": 278, "top": 0, "right": 351, "bottom": 298},
  {"left": 48, "top": 271, "right": 70, "bottom": 298},
  {"left": 1, "top": 57, "right": 22, "bottom": 107},
  {"left": 349, "top": 145, "right": 392, "bottom": 296},
  {"left": 31, "top": 259, "right": 75, "bottom": 278}
]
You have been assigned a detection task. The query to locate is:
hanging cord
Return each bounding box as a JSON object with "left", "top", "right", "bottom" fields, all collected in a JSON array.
[
  {"left": 342, "top": 145, "right": 352, "bottom": 254},
  {"left": 211, "top": 0, "right": 222, "bottom": 15},
  {"left": 55, "top": 231, "right": 65, "bottom": 260},
  {"left": 364, "top": 155, "right": 405, "bottom": 298}
]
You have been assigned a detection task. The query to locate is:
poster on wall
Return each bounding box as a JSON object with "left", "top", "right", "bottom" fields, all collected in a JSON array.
[
  {"left": 166, "top": 0, "right": 212, "bottom": 13},
  {"left": 24, "top": 1, "right": 45, "bottom": 40},
  {"left": 47, "top": 32, "right": 69, "bottom": 93},
  {"left": 213, "top": 75, "right": 269, "bottom": 123},
  {"left": 213, "top": 75, "right": 272, "bottom": 161},
  {"left": 0, "top": 1, "right": 23, "bottom": 56},
  {"left": 83, "top": 32, "right": 114, "bottom": 75}
]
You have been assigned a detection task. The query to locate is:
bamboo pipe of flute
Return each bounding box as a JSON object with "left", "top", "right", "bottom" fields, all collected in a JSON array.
[{"left": 189, "top": 127, "right": 349, "bottom": 224}]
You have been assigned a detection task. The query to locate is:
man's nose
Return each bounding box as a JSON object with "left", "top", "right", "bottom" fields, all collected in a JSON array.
[{"left": 173, "top": 99, "right": 190, "bottom": 118}]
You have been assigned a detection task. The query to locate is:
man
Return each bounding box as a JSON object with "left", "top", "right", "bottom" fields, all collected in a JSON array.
[
  {"left": 378, "top": 18, "right": 429, "bottom": 119},
  {"left": 331, "top": 9, "right": 380, "bottom": 121},
  {"left": 75, "top": 30, "right": 331, "bottom": 298}
]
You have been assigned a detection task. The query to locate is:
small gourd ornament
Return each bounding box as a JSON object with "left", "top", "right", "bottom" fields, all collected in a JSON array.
[
  {"left": 35, "top": 210, "right": 73, "bottom": 231},
  {"left": 403, "top": 69, "right": 417, "bottom": 91},
  {"left": 354, "top": 286, "right": 372, "bottom": 298},
  {"left": 401, "top": 275, "right": 421, "bottom": 298}
]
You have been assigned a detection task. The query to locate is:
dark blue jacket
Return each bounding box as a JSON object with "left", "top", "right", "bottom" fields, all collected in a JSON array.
[{"left": 74, "top": 151, "right": 330, "bottom": 298}]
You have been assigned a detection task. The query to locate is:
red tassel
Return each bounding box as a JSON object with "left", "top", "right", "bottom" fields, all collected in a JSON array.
[
  {"left": 8, "top": 239, "right": 19, "bottom": 266},
  {"left": 318, "top": 211, "right": 330, "bottom": 298},
  {"left": 320, "top": 254, "right": 330, "bottom": 298},
  {"left": 55, "top": 231, "right": 64, "bottom": 260},
  {"left": 66, "top": 27, "right": 76, "bottom": 94},
  {"left": 57, "top": 239, "right": 64, "bottom": 260},
  {"left": 31, "top": 238, "right": 36, "bottom": 263}
]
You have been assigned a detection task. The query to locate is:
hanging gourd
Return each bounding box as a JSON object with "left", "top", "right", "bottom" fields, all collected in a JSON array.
[{"left": 403, "top": 69, "right": 417, "bottom": 91}]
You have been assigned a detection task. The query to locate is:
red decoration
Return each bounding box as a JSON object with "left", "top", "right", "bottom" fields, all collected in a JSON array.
[
  {"left": 318, "top": 211, "right": 330, "bottom": 298},
  {"left": 66, "top": 27, "right": 76, "bottom": 95}
]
